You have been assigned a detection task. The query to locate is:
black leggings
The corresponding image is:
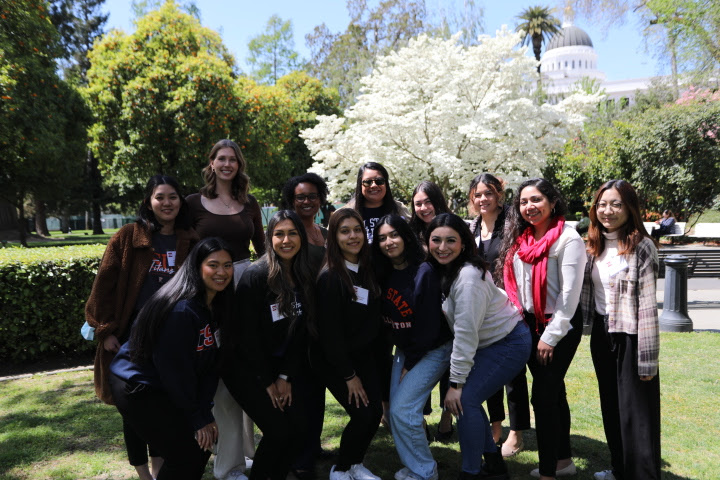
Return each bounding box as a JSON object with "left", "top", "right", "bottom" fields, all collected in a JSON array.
[
  {"left": 223, "top": 369, "right": 307, "bottom": 480},
  {"left": 110, "top": 374, "right": 210, "bottom": 480},
  {"left": 316, "top": 346, "right": 385, "bottom": 471}
]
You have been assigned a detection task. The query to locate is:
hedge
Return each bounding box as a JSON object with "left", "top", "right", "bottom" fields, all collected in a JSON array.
[{"left": 0, "top": 244, "right": 106, "bottom": 362}]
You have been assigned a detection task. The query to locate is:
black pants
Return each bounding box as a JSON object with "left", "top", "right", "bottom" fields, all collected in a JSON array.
[
  {"left": 292, "top": 354, "right": 326, "bottom": 472},
  {"left": 110, "top": 374, "right": 210, "bottom": 480},
  {"left": 223, "top": 369, "right": 307, "bottom": 480},
  {"left": 123, "top": 416, "right": 160, "bottom": 466},
  {"left": 485, "top": 365, "right": 531, "bottom": 430},
  {"left": 591, "top": 314, "right": 661, "bottom": 480},
  {"left": 526, "top": 309, "right": 583, "bottom": 478},
  {"left": 317, "top": 345, "right": 384, "bottom": 471}
]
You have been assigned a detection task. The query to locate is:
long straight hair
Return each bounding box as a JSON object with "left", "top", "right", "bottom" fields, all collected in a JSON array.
[
  {"left": 129, "top": 237, "right": 234, "bottom": 363},
  {"left": 137, "top": 174, "right": 190, "bottom": 232},
  {"left": 321, "top": 208, "right": 380, "bottom": 300},
  {"left": 353, "top": 162, "right": 400, "bottom": 213},
  {"left": 425, "top": 213, "right": 488, "bottom": 296},
  {"left": 371, "top": 214, "right": 425, "bottom": 283},
  {"left": 409, "top": 181, "right": 451, "bottom": 241},
  {"left": 261, "top": 210, "right": 318, "bottom": 334},
  {"left": 587, "top": 179, "right": 655, "bottom": 256}
]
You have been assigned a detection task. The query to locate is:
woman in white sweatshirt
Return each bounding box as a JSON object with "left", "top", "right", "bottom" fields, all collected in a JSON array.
[{"left": 425, "top": 213, "right": 531, "bottom": 480}]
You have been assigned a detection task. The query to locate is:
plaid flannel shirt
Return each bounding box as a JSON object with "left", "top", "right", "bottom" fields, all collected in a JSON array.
[{"left": 581, "top": 237, "right": 660, "bottom": 377}]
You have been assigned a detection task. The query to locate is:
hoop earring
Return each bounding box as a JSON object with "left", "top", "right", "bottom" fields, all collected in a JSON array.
[{"left": 552, "top": 207, "right": 556, "bottom": 216}]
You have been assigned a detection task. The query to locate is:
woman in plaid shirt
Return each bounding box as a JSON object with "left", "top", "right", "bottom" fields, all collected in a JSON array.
[{"left": 581, "top": 179, "right": 661, "bottom": 480}]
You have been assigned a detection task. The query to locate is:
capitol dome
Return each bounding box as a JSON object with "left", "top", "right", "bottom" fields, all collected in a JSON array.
[{"left": 546, "top": 25, "right": 594, "bottom": 51}]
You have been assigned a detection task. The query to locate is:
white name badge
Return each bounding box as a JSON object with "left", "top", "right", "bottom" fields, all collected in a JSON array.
[
  {"left": 353, "top": 286, "right": 369, "bottom": 305},
  {"left": 270, "top": 303, "right": 286, "bottom": 322},
  {"left": 607, "top": 255, "right": 629, "bottom": 277},
  {"left": 166, "top": 250, "right": 176, "bottom": 267}
]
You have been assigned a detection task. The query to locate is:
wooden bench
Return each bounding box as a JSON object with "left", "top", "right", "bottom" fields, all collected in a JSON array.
[
  {"left": 688, "top": 223, "right": 720, "bottom": 245},
  {"left": 659, "top": 248, "right": 720, "bottom": 278}
]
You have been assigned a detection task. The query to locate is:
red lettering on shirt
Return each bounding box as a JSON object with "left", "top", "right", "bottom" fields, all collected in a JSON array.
[{"left": 197, "top": 324, "right": 215, "bottom": 351}]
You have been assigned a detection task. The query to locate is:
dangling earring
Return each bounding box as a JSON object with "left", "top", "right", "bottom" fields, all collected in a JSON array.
[{"left": 552, "top": 207, "right": 556, "bottom": 216}]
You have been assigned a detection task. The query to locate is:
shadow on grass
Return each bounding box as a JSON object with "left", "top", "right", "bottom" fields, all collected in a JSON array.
[{"left": 0, "top": 380, "right": 124, "bottom": 476}]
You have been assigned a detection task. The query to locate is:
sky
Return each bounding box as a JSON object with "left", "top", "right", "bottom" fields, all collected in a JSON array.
[{"left": 102, "top": 0, "right": 667, "bottom": 82}]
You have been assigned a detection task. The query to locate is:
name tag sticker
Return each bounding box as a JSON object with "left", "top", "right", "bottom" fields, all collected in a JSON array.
[
  {"left": 270, "top": 303, "right": 285, "bottom": 322},
  {"left": 353, "top": 286, "right": 369, "bottom": 305},
  {"left": 608, "top": 256, "right": 629, "bottom": 277},
  {"left": 166, "top": 251, "right": 176, "bottom": 267}
]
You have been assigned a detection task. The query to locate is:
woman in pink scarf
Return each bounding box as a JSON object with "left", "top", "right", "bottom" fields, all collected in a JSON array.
[{"left": 498, "top": 179, "right": 587, "bottom": 480}]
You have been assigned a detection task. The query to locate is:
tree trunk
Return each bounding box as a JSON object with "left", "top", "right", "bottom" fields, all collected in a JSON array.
[
  {"left": 60, "top": 211, "right": 70, "bottom": 234},
  {"left": 88, "top": 149, "right": 104, "bottom": 234},
  {"left": 34, "top": 196, "right": 50, "bottom": 236},
  {"left": 16, "top": 198, "right": 28, "bottom": 248},
  {"left": 669, "top": 33, "right": 680, "bottom": 99}
]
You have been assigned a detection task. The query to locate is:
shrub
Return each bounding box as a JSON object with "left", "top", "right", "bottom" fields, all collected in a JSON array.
[{"left": 0, "top": 245, "right": 106, "bottom": 362}]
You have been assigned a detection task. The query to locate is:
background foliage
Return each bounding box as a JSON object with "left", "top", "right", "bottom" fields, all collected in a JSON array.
[{"left": 0, "top": 245, "right": 104, "bottom": 362}]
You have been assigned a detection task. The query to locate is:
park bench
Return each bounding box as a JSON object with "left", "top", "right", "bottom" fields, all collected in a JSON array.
[
  {"left": 644, "top": 221, "right": 686, "bottom": 238},
  {"left": 688, "top": 223, "right": 720, "bottom": 245},
  {"left": 658, "top": 248, "right": 720, "bottom": 278}
]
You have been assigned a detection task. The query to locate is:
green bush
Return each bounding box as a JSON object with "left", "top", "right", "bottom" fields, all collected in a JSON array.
[{"left": 0, "top": 245, "right": 106, "bottom": 362}]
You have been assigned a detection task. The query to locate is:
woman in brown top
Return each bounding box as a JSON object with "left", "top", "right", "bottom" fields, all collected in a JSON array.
[
  {"left": 187, "top": 139, "right": 265, "bottom": 271},
  {"left": 187, "top": 139, "right": 265, "bottom": 480}
]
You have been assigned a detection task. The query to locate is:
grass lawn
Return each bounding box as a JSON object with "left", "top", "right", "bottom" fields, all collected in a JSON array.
[
  {"left": 2, "top": 230, "right": 119, "bottom": 248},
  {"left": 1, "top": 332, "right": 718, "bottom": 480}
]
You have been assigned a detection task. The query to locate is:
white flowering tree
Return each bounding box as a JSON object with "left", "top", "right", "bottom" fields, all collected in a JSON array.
[{"left": 301, "top": 27, "right": 602, "bottom": 203}]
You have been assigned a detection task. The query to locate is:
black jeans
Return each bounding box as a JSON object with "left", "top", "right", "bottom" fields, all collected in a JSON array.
[
  {"left": 591, "top": 313, "right": 661, "bottom": 480},
  {"left": 223, "top": 368, "right": 307, "bottom": 480},
  {"left": 526, "top": 309, "right": 583, "bottom": 478},
  {"left": 485, "top": 365, "right": 530, "bottom": 430},
  {"left": 316, "top": 345, "right": 385, "bottom": 471},
  {"left": 110, "top": 374, "right": 210, "bottom": 480}
]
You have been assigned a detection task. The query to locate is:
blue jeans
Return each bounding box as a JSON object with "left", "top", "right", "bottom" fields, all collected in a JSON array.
[
  {"left": 389, "top": 341, "right": 452, "bottom": 480},
  {"left": 457, "top": 321, "right": 531, "bottom": 474}
]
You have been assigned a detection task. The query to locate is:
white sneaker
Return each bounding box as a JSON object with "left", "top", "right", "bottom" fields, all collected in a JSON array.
[
  {"left": 225, "top": 471, "right": 248, "bottom": 480},
  {"left": 349, "top": 463, "right": 381, "bottom": 480},
  {"left": 594, "top": 470, "right": 616, "bottom": 480},
  {"left": 394, "top": 467, "right": 410, "bottom": 480},
  {"left": 530, "top": 460, "right": 577, "bottom": 478},
  {"left": 330, "top": 466, "right": 353, "bottom": 480}
]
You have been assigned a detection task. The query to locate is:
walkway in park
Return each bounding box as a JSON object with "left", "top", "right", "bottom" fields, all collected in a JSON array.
[{"left": 657, "top": 277, "right": 720, "bottom": 332}]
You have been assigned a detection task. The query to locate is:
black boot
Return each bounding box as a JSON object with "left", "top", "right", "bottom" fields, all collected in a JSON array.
[{"left": 479, "top": 450, "right": 509, "bottom": 479}]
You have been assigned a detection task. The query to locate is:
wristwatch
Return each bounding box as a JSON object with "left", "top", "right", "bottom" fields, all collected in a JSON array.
[{"left": 449, "top": 381, "right": 464, "bottom": 389}]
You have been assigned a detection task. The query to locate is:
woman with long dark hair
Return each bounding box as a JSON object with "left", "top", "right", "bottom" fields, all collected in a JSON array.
[
  {"left": 498, "top": 179, "right": 587, "bottom": 480},
  {"left": 86, "top": 174, "right": 197, "bottom": 480},
  {"left": 409, "top": 181, "right": 451, "bottom": 242},
  {"left": 371, "top": 215, "right": 453, "bottom": 480},
  {"left": 582, "top": 180, "right": 660, "bottom": 480},
  {"left": 467, "top": 173, "right": 530, "bottom": 456},
  {"left": 187, "top": 139, "right": 264, "bottom": 479},
  {"left": 426, "top": 213, "right": 531, "bottom": 480},
  {"left": 344, "top": 162, "right": 410, "bottom": 243},
  {"left": 315, "top": 208, "right": 385, "bottom": 480},
  {"left": 109, "top": 237, "right": 234, "bottom": 480},
  {"left": 222, "top": 210, "right": 318, "bottom": 480}
]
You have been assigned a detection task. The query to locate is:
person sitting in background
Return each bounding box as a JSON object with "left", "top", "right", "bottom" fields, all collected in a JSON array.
[
  {"left": 651, "top": 210, "right": 676, "bottom": 240},
  {"left": 575, "top": 208, "right": 590, "bottom": 235}
]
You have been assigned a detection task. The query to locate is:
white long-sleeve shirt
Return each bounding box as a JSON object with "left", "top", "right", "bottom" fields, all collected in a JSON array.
[
  {"left": 443, "top": 263, "right": 523, "bottom": 384},
  {"left": 511, "top": 225, "right": 586, "bottom": 346}
]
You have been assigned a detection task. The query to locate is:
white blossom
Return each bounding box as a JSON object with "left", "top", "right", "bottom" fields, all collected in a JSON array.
[{"left": 302, "top": 27, "right": 603, "bottom": 202}]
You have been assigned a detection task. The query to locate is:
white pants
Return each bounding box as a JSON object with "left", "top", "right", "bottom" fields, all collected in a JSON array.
[{"left": 212, "top": 380, "right": 256, "bottom": 478}]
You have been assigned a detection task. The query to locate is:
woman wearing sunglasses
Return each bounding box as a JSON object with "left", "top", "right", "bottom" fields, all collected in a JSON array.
[{"left": 344, "top": 162, "right": 410, "bottom": 244}]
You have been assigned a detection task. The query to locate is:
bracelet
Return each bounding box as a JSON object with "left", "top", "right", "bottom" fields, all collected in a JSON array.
[
  {"left": 344, "top": 371, "right": 356, "bottom": 381},
  {"left": 278, "top": 374, "right": 289, "bottom": 381},
  {"left": 449, "top": 381, "right": 464, "bottom": 389}
]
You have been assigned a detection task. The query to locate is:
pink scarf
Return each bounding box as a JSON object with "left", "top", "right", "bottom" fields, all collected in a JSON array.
[{"left": 504, "top": 217, "right": 565, "bottom": 333}]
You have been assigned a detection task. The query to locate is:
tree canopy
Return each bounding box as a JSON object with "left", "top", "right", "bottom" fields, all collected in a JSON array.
[
  {"left": 84, "top": 0, "right": 241, "bottom": 196},
  {"left": 247, "top": 14, "right": 301, "bottom": 85},
  {"left": 302, "top": 28, "right": 601, "bottom": 204}
]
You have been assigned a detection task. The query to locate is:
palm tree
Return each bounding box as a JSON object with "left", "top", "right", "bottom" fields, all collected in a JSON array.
[{"left": 516, "top": 6, "right": 562, "bottom": 73}]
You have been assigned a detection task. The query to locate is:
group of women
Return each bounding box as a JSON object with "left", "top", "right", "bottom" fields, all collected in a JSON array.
[{"left": 86, "top": 141, "right": 661, "bottom": 480}]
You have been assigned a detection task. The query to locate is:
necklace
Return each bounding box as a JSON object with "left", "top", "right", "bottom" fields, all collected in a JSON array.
[{"left": 218, "top": 196, "right": 232, "bottom": 209}]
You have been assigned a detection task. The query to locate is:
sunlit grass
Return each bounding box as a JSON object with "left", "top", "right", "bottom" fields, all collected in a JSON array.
[{"left": 1, "top": 333, "right": 718, "bottom": 479}]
